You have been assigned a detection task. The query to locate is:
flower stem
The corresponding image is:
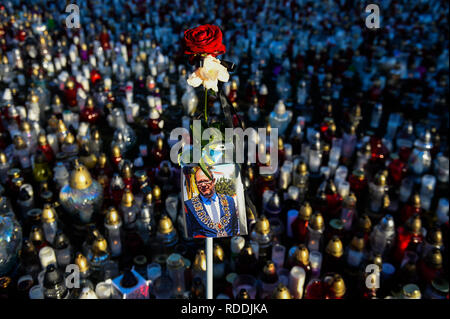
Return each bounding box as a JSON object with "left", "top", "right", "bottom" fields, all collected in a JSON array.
[{"left": 204, "top": 88, "right": 208, "bottom": 123}]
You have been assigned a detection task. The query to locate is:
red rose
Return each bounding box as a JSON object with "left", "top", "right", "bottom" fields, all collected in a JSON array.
[{"left": 184, "top": 24, "right": 226, "bottom": 58}]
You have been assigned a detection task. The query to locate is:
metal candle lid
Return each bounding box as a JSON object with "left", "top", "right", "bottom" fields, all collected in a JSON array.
[
  {"left": 158, "top": 215, "right": 174, "bottom": 234},
  {"left": 69, "top": 162, "right": 93, "bottom": 190},
  {"left": 325, "top": 236, "right": 343, "bottom": 258},
  {"left": 193, "top": 250, "right": 207, "bottom": 272},
  {"left": 272, "top": 283, "right": 292, "bottom": 299}
]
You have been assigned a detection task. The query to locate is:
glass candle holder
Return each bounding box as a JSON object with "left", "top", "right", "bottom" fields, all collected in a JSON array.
[
  {"left": 95, "top": 279, "right": 121, "bottom": 299},
  {"left": 166, "top": 253, "right": 186, "bottom": 297},
  {"left": 334, "top": 166, "right": 348, "bottom": 187},
  {"left": 232, "top": 274, "right": 257, "bottom": 299},
  {"left": 39, "top": 246, "right": 57, "bottom": 270},
  {"left": 399, "top": 177, "right": 414, "bottom": 203},
  {"left": 289, "top": 266, "right": 306, "bottom": 299},
  {"left": 272, "top": 244, "right": 286, "bottom": 270},
  {"left": 338, "top": 181, "right": 350, "bottom": 199},
  {"left": 29, "top": 285, "right": 44, "bottom": 299},
  {"left": 309, "top": 251, "right": 322, "bottom": 278}
]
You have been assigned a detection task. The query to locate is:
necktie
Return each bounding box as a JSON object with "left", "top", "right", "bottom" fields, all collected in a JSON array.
[{"left": 209, "top": 197, "right": 220, "bottom": 224}]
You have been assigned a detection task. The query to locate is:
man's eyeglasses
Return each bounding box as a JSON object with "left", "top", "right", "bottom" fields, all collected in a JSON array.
[{"left": 197, "top": 180, "right": 213, "bottom": 187}]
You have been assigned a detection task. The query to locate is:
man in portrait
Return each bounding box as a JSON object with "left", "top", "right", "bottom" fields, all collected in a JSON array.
[{"left": 184, "top": 167, "right": 239, "bottom": 238}]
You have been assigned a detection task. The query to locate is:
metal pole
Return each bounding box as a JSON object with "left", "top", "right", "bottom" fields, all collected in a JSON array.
[{"left": 206, "top": 237, "right": 213, "bottom": 299}]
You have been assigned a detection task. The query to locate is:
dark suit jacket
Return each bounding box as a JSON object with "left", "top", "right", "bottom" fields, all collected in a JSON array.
[{"left": 184, "top": 193, "right": 239, "bottom": 238}]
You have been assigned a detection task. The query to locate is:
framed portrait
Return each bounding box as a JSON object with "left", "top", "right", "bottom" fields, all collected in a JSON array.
[{"left": 181, "top": 163, "right": 248, "bottom": 238}]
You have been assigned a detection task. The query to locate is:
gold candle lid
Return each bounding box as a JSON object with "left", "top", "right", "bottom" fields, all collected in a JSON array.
[
  {"left": 358, "top": 214, "right": 372, "bottom": 233},
  {"left": 241, "top": 244, "right": 254, "bottom": 256},
  {"left": 330, "top": 274, "right": 346, "bottom": 298},
  {"left": 37, "top": 133, "right": 48, "bottom": 146},
  {"left": 92, "top": 129, "right": 101, "bottom": 141},
  {"left": 105, "top": 207, "right": 121, "bottom": 226},
  {"left": 64, "top": 132, "right": 75, "bottom": 145},
  {"left": 412, "top": 193, "right": 421, "bottom": 208},
  {"left": 406, "top": 215, "right": 422, "bottom": 234},
  {"left": 12, "top": 177, "right": 24, "bottom": 188},
  {"left": 66, "top": 79, "right": 75, "bottom": 89},
  {"left": 427, "top": 228, "right": 443, "bottom": 246},
  {"left": 263, "top": 261, "right": 277, "bottom": 276},
  {"left": 53, "top": 95, "right": 61, "bottom": 105},
  {"left": 299, "top": 202, "right": 312, "bottom": 220},
  {"left": 310, "top": 212, "right": 324, "bottom": 231},
  {"left": 156, "top": 137, "right": 164, "bottom": 150},
  {"left": 121, "top": 188, "right": 134, "bottom": 207},
  {"left": 272, "top": 283, "right": 292, "bottom": 299},
  {"left": 375, "top": 173, "right": 386, "bottom": 186},
  {"left": 152, "top": 185, "right": 161, "bottom": 201},
  {"left": 370, "top": 253, "right": 383, "bottom": 269},
  {"left": 255, "top": 215, "right": 270, "bottom": 235},
  {"left": 297, "top": 161, "right": 307, "bottom": 174},
  {"left": 57, "top": 119, "right": 67, "bottom": 133},
  {"left": 402, "top": 284, "right": 421, "bottom": 299},
  {"left": 426, "top": 248, "right": 443, "bottom": 269},
  {"left": 0, "top": 152, "right": 7, "bottom": 164},
  {"left": 144, "top": 192, "right": 153, "bottom": 205},
  {"left": 30, "top": 226, "right": 44, "bottom": 243},
  {"left": 278, "top": 137, "right": 284, "bottom": 150},
  {"left": 75, "top": 253, "right": 90, "bottom": 273},
  {"left": 325, "top": 236, "right": 343, "bottom": 258},
  {"left": 13, "top": 135, "right": 26, "bottom": 149},
  {"left": 86, "top": 97, "right": 94, "bottom": 109},
  {"left": 20, "top": 121, "right": 31, "bottom": 132},
  {"left": 158, "top": 215, "right": 174, "bottom": 234},
  {"left": 193, "top": 250, "right": 207, "bottom": 272},
  {"left": 69, "top": 162, "right": 93, "bottom": 190},
  {"left": 382, "top": 194, "right": 390, "bottom": 209},
  {"left": 293, "top": 244, "right": 310, "bottom": 265},
  {"left": 30, "top": 93, "right": 39, "bottom": 104},
  {"left": 350, "top": 235, "right": 365, "bottom": 252},
  {"left": 344, "top": 193, "right": 357, "bottom": 207},
  {"left": 112, "top": 145, "right": 121, "bottom": 157},
  {"left": 213, "top": 244, "right": 224, "bottom": 263},
  {"left": 121, "top": 162, "right": 132, "bottom": 179},
  {"left": 98, "top": 153, "right": 107, "bottom": 168},
  {"left": 42, "top": 204, "right": 56, "bottom": 223},
  {"left": 92, "top": 236, "right": 108, "bottom": 254}
]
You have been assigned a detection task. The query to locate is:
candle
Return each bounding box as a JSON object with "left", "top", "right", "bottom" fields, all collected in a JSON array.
[
  {"left": 286, "top": 209, "right": 299, "bottom": 238},
  {"left": 272, "top": 244, "right": 286, "bottom": 270},
  {"left": 309, "top": 251, "right": 322, "bottom": 278},
  {"left": 338, "top": 181, "right": 350, "bottom": 199},
  {"left": 289, "top": 266, "right": 306, "bottom": 299},
  {"left": 39, "top": 246, "right": 57, "bottom": 269}
]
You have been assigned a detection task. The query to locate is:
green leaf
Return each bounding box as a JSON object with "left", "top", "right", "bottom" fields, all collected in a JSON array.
[{"left": 199, "top": 157, "right": 213, "bottom": 180}]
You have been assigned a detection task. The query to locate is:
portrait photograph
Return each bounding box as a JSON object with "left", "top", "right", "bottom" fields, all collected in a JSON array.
[{"left": 181, "top": 163, "right": 248, "bottom": 238}]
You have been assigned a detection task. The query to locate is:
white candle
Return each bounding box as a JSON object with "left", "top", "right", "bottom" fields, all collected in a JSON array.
[
  {"left": 338, "top": 181, "right": 350, "bottom": 199},
  {"left": 289, "top": 266, "right": 306, "bottom": 299},
  {"left": 39, "top": 246, "right": 57, "bottom": 269}
]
